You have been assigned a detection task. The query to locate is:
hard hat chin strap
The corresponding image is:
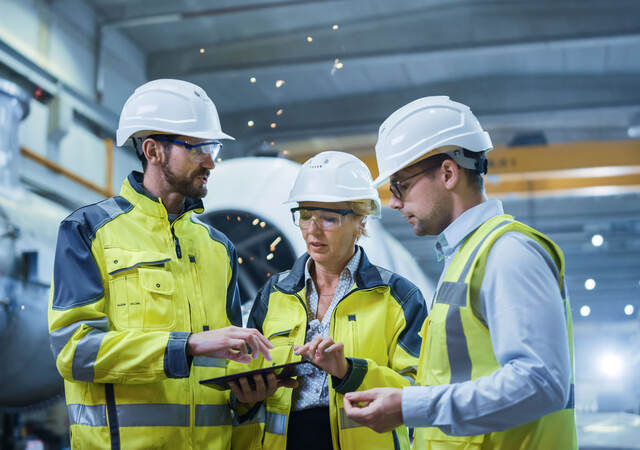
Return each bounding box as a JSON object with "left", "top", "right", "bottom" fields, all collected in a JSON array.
[{"left": 446, "top": 148, "right": 488, "bottom": 175}]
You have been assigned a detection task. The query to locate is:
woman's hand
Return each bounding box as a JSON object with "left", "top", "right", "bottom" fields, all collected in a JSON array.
[{"left": 294, "top": 336, "right": 349, "bottom": 379}]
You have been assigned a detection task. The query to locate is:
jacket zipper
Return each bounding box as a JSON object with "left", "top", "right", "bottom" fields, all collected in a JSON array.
[{"left": 171, "top": 226, "right": 182, "bottom": 259}]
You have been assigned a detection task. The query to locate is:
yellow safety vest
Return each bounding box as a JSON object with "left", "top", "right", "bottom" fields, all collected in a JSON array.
[
  {"left": 413, "top": 214, "right": 577, "bottom": 450},
  {"left": 231, "top": 249, "right": 427, "bottom": 450},
  {"left": 48, "top": 172, "right": 242, "bottom": 449}
]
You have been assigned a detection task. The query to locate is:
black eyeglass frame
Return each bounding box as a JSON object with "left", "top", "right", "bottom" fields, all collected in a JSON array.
[{"left": 389, "top": 163, "right": 442, "bottom": 200}]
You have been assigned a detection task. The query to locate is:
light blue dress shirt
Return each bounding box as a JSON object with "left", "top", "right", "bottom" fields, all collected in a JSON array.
[{"left": 402, "top": 199, "right": 572, "bottom": 436}]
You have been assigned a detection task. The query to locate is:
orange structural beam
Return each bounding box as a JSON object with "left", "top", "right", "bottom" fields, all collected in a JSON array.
[
  {"left": 21, "top": 146, "right": 114, "bottom": 198},
  {"left": 295, "top": 139, "right": 640, "bottom": 202}
]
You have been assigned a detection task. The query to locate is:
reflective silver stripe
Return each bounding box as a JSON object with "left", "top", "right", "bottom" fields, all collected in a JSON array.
[
  {"left": 435, "top": 220, "right": 513, "bottom": 384},
  {"left": 265, "top": 411, "right": 287, "bottom": 435},
  {"left": 232, "top": 405, "right": 266, "bottom": 427},
  {"left": 72, "top": 329, "right": 106, "bottom": 382},
  {"left": 195, "top": 404, "right": 232, "bottom": 427},
  {"left": 339, "top": 408, "right": 363, "bottom": 429},
  {"left": 403, "top": 376, "right": 415, "bottom": 385},
  {"left": 117, "top": 404, "right": 190, "bottom": 427},
  {"left": 457, "top": 220, "right": 513, "bottom": 282},
  {"left": 193, "top": 356, "right": 226, "bottom": 368},
  {"left": 446, "top": 304, "right": 472, "bottom": 383},
  {"left": 68, "top": 404, "right": 107, "bottom": 427},
  {"left": 50, "top": 318, "right": 109, "bottom": 359},
  {"left": 435, "top": 282, "right": 467, "bottom": 307}
]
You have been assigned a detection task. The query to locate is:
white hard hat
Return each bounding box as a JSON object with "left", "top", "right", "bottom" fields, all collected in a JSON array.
[
  {"left": 286, "top": 151, "right": 382, "bottom": 218},
  {"left": 116, "top": 78, "right": 234, "bottom": 147},
  {"left": 373, "top": 96, "right": 492, "bottom": 187}
]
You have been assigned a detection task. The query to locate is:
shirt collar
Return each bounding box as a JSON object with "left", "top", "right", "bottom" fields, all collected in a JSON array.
[{"left": 434, "top": 198, "right": 504, "bottom": 261}]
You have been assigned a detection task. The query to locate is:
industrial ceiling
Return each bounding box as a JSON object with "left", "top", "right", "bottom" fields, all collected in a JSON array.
[{"left": 84, "top": 0, "right": 640, "bottom": 322}]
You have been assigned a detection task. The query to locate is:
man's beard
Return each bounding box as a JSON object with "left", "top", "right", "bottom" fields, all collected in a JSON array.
[{"left": 161, "top": 160, "right": 209, "bottom": 198}]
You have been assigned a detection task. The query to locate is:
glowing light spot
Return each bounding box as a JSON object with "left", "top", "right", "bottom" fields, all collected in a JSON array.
[
  {"left": 250, "top": 77, "right": 257, "bottom": 83},
  {"left": 216, "top": 157, "right": 222, "bottom": 162},
  {"left": 270, "top": 141, "right": 275, "bottom": 146},
  {"left": 270, "top": 123, "right": 277, "bottom": 129},
  {"left": 260, "top": 221, "right": 266, "bottom": 228},
  {"left": 306, "top": 36, "right": 313, "bottom": 42},
  {"left": 624, "top": 304, "right": 634, "bottom": 315},
  {"left": 266, "top": 253, "right": 274, "bottom": 261},
  {"left": 591, "top": 234, "right": 604, "bottom": 247},
  {"left": 580, "top": 305, "right": 591, "bottom": 317},
  {"left": 270, "top": 236, "right": 282, "bottom": 252},
  {"left": 585, "top": 279, "right": 596, "bottom": 290},
  {"left": 20, "top": 305, "right": 25, "bottom": 310},
  {"left": 332, "top": 24, "right": 339, "bottom": 30},
  {"left": 252, "top": 218, "right": 260, "bottom": 226},
  {"left": 283, "top": 150, "right": 290, "bottom": 155},
  {"left": 238, "top": 257, "right": 243, "bottom": 264},
  {"left": 276, "top": 109, "right": 283, "bottom": 116},
  {"left": 600, "top": 353, "right": 624, "bottom": 377},
  {"left": 236, "top": 216, "right": 242, "bottom": 222},
  {"left": 248, "top": 120, "right": 254, "bottom": 127},
  {"left": 275, "top": 80, "right": 285, "bottom": 88},
  {"left": 199, "top": 48, "right": 205, "bottom": 54}
]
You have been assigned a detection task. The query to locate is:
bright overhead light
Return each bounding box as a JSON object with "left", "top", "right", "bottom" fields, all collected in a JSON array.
[
  {"left": 199, "top": 48, "right": 205, "bottom": 54},
  {"left": 276, "top": 109, "right": 283, "bottom": 116},
  {"left": 270, "top": 123, "right": 277, "bottom": 129},
  {"left": 275, "top": 80, "right": 285, "bottom": 88},
  {"left": 591, "top": 234, "right": 604, "bottom": 247},
  {"left": 306, "top": 36, "right": 313, "bottom": 42},
  {"left": 249, "top": 77, "right": 256, "bottom": 83},
  {"left": 579, "top": 305, "right": 591, "bottom": 317},
  {"left": 585, "top": 279, "right": 596, "bottom": 290},
  {"left": 247, "top": 120, "right": 254, "bottom": 127},
  {"left": 282, "top": 150, "right": 290, "bottom": 155},
  {"left": 270, "top": 141, "right": 275, "bottom": 146},
  {"left": 332, "top": 24, "right": 339, "bottom": 30},
  {"left": 624, "top": 304, "right": 635, "bottom": 316},
  {"left": 600, "top": 353, "right": 624, "bottom": 377}
]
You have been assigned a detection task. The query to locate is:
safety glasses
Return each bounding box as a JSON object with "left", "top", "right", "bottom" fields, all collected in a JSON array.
[
  {"left": 290, "top": 207, "right": 354, "bottom": 230},
  {"left": 389, "top": 162, "right": 441, "bottom": 200},
  {"left": 151, "top": 135, "right": 222, "bottom": 160}
]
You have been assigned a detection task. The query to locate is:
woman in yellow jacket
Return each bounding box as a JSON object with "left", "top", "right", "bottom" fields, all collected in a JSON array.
[{"left": 233, "top": 151, "right": 428, "bottom": 450}]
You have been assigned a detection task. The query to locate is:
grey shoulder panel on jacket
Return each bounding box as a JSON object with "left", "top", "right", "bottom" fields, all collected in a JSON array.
[{"left": 375, "top": 265, "right": 428, "bottom": 358}]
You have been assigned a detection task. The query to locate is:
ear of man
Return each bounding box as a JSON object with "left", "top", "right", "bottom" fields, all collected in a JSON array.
[{"left": 142, "top": 138, "right": 167, "bottom": 168}]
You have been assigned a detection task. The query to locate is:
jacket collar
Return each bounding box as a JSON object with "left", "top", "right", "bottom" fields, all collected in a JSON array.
[
  {"left": 275, "top": 245, "right": 385, "bottom": 294},
  {"left": 120, "top": 171, "right": 204, "bottom": 219}
]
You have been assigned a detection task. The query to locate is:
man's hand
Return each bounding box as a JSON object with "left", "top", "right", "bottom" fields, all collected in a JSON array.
[
  {"left": 187, "top": 326, "right": 273, "bottom": 363},
  {"left": 293, "top": 336, "right": 348, "bottom": 378},
  {"left": 228, "top": 373, "right": 298, "bottom": 404},
  {"left": 343, "top": 388, "right": 403, "bottom": 433}
]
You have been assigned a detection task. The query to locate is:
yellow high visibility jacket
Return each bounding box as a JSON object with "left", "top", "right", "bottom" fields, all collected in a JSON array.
[
  {"left": 233, "top": 248, "right": 428, "bottom": 450},
  {"left": 413, "top": 215, "right": 577, "bottom": 450},
  {"left": 48, "top": 171, "right": 242, "bottom": 450}
]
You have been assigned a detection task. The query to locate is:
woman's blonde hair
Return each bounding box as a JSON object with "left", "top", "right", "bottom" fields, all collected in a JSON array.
[{"left": 348, "top": 199, "right": 377, "bottom": 239}]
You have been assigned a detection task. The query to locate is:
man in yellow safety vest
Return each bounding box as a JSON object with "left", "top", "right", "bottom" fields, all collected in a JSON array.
[{"left": 343, "top": 96, "right": 577, "bottom": 449}]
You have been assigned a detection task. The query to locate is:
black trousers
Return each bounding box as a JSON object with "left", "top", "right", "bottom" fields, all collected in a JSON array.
[{"left": 286, "top": 407, "right": 333, "bottom": 450}]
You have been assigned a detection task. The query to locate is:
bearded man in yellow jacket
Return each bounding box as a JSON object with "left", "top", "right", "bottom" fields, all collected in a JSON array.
[{"left": 48, "top": 79, "right": 273, "bottom": 450}]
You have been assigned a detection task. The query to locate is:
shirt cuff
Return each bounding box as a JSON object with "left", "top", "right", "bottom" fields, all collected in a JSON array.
[
  {"left": 164, "top": 331, "right": 192, "bottom": 378},
  {"left": 402, "top": 385, "right": 436, "bottom": 428},
  {"left": 332, "top": 358, "right": 368, "bottom": 394}
]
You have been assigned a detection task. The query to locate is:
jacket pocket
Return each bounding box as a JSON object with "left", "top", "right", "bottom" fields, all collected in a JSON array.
[{"left": 106, "top": 248, "right": 175, "bottom": 330}]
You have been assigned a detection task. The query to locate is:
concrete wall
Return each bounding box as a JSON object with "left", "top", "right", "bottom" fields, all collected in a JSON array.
[{"left": 0, "top": 0, "right": 145, "bottom": 207}]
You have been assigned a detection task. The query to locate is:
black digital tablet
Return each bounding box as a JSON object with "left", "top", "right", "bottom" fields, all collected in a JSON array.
[{"left": 200, "top": 361, "right": 311, "bottom": 391}]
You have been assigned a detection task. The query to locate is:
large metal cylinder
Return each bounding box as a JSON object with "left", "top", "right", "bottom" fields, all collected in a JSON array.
[
  {"left": 0, "top": 78, "right": 29, "bottom": 190},
  {"left": 0, "top": 78, "right": 67, "bottom": 407}
]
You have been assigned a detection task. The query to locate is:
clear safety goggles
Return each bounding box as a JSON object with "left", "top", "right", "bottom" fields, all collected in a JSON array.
[
  {"left": 151, "top": 135, "right": 222, "bottom": 160},
  {"left": 290, "top": 207, "right": 355, "bottom": 231}
]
